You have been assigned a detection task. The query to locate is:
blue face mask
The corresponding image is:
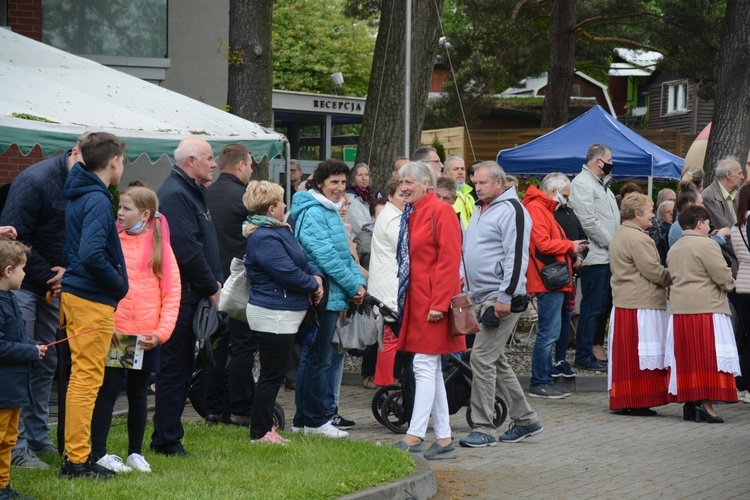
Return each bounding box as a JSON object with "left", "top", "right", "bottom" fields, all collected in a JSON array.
[
  {"left": 127, "top": 219, "right": 146, "bottom": 233},
  {"left": 457, "top": 182, "right": 466, "bottom": 190}
]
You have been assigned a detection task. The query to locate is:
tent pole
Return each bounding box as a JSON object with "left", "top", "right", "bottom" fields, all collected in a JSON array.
[
  {"left": 647, "top": 176, "right": 653, "bottom": 199},
  {"left": 284, "top": 139, "right": 291, "bottom": 210}
]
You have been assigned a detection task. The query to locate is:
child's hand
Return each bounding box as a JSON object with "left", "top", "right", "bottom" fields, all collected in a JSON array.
[
  {"left": 0, "top": 226, "right": 17, "bottom": 239},
  {"left": 138, "top": 334, "right": 159, "bottom": 351},
  {"left": 36, "top": 344, "right": 48, "bottom": 360},
  {"left": 111, "top": 331, "right": 121, "bottom": 348}
]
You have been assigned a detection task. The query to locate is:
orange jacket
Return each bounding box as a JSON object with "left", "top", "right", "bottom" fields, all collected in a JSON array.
[
  {"left": 114, "top": 231, "right": 181, "bottom": 344},
  {"left": 522, "top": 185, "right": 574, "bottom": 294}
]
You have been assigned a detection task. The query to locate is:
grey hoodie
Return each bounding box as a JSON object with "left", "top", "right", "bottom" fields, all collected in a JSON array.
[{"left": 463, "top": 186, "right": 532, "bottom": 304}]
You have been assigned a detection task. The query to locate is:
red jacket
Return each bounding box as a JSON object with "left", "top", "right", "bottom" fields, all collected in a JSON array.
[
  {"left": 522, "top": 185, "right": 574, "bottom": 294},
  {"left": 398, "top": 191, "right": 466, "bottom": 355}
]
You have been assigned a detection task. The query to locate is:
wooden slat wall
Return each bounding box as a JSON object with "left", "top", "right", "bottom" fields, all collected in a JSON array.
[{"left": 422, "top": 127, "right": 697, "bottom": 162}]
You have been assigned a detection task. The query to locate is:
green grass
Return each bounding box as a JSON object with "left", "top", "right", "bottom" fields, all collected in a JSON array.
[{"left": 12, "top": 419, "right": 414, "bottom": 499}]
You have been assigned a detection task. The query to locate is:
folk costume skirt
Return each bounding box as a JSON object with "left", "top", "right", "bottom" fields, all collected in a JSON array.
[
  {"left": 607, "top": 307, "right": 669, "bottom": 410},
  {"left": 664, "top": 313, "right": 739, "bottom": 403}
]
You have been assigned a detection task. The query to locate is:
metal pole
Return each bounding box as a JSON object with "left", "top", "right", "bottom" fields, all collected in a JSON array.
[
  {"left": 284, "top": 139, "right": 291, "bottom": 209},
  {"left": 404, "top": 0, "right": 411, "bottom": 157}
]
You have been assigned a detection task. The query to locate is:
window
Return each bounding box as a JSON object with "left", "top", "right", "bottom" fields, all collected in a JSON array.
[
  {"left": 42, "top": 0, "right": 167, "bottom": 59},
  {"left": 664, "top": 80, "right": 689, "bottom": 114}
]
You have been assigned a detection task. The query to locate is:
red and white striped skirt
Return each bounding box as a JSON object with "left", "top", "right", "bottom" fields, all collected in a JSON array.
[
  {"left": 608, "top": 307, "right": 669, "bottom": 410},
  {"left": 664, "top": 313, "right": 739, "bottom": 403}
]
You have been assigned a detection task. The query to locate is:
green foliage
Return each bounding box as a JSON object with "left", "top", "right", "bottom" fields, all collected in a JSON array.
[
  {"left": 649, "top": 0, "right": 726, "bottom": 100},
  {"left": 14, "top": 421, "right": 414, "bottom": 499},
  {"left": 273, "top": 0, "right": 376, "bottom": 97},
  {"left": 216, "top": 37, "right": 245, "bottom": 67},
  {"left": 431, "top": 135, "right": 446, "bottom": 161},
  {"left": 10, "top": 112, "right": 56, "bottom": 123}
]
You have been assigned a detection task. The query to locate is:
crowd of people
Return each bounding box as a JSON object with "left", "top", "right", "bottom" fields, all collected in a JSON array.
[{"left": 0, "top": 131, "right": 747, "bottom": 496}]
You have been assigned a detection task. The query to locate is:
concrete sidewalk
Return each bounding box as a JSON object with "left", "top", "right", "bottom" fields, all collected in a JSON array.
[{"left": 275, "top": 383, "right": 750, "bottom": 499}]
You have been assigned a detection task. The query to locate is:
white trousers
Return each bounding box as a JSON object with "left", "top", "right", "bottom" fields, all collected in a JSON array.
[{"left": 407, "top": 353, "right": 451, "bottom": 440}]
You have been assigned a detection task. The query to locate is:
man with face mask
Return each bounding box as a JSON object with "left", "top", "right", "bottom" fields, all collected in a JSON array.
[{"left": 568, "top": 144, "right": 620, "bottom": 373}]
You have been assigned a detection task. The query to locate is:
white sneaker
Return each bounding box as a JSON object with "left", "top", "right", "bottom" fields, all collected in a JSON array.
[
  {"left": 126, "top": 453, "right": 152, "bottom": 473},
  {"left": 291, "top": 426, "right": 303, "bottom": 433},
  {"left": 304, "top": 421, "right": 349, "bottom": 439},
  {"left": 96, "top": 454, "right": 132, "bottom": 473}
]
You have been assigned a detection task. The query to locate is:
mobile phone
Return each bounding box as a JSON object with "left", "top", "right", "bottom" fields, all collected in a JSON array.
[{"left": 581, "top": 240, "right": 590, "bottom": 245}]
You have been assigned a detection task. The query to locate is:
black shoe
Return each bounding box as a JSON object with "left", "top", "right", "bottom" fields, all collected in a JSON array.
[
  {"left": 59, "top": 456, "right": 114, "bottom": 479},
  {"left": 614, "top": 408, "right": 657, "bottom": 417},
  {"left": 694, "top": 405, "right": 724, "bottom": 423},
  {"left": 328, "top": 413, "right": 356, "bottom": 430},
  {"left": 205, "top": 413, "right": 221, "bottom": 426},
  {"left": 229, "top": 414, "right": 252, "bottom": 427},
  {"left": 574, "top": 359, "right": 608, "bottom": 372},
  {"left": 150, "top": 444, "right": 189, "bottom": 457},
  {"left": 682, "top": 403, "right": 696, "bottom": 421},
  {"left": 1, "top": 484, "right": 34, "bottom": 499}
]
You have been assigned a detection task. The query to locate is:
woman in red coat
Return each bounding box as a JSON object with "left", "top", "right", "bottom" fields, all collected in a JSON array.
[{"left": 394, "top": 161, "right": 464, "bottom": 461}]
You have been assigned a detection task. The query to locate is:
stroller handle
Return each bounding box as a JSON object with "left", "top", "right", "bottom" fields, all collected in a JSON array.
[{"left": 363, "top": 293, "right": 397, "bottom": 319}]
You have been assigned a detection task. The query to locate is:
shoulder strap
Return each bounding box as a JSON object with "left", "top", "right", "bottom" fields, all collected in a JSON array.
[
  {"left": 498, "top": 198, "right": 526, "bottom": 296},
  {"left": 739, "top": 224, "right": 750, "bottom": 254}
]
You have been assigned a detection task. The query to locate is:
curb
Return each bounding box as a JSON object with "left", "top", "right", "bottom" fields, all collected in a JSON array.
[
  {"left": 339, "top": 454, "right": 437, "bottom": 500},
  {"left": 343, "top": 372, "right": 608, "bottom": 392}
]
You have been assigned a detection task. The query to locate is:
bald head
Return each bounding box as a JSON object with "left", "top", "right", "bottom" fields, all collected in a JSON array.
[{"left": 174, "top": 137, "right": 217, "bottom": 185}]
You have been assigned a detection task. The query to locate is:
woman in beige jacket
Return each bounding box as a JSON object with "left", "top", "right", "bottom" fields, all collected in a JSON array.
[
  {"left": 608, "top": 194, "right": 671, "bottom": 416},
  {"left": 665, "top": 205, "right": 739, "bottom": 423}
]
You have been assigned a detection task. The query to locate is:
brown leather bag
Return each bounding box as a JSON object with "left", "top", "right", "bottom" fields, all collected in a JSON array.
[{"left": 448, "top": 293, "right": 480, "bottom": 336}]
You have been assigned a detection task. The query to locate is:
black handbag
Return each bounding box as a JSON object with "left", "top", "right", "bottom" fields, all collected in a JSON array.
[{"left": 531, "top": 224, "right": 572, "bottom": 291}]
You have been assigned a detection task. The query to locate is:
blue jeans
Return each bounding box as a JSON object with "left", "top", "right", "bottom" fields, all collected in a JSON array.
[
  {"left": 294, "top": 310, "right": 338, "bottom": 428},
  {"left": 555, "top": 298, "right": 574, "bottom": 363},
  {"left": 326, "top": 351, "right": 344, "bottom": 415},
  {"left": 575, "top": 265, "right": 612, "bottom": 364},
  {"left": 13, "top": 289, "right": 58, "bottom": 451},
  {"left": 530, "top": 292, "right": 565, "bottom": 386}
]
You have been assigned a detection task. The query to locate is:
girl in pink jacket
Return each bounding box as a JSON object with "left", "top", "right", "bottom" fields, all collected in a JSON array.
[{"left": 90, "top": 186, "right": 181, "bottom": 474}]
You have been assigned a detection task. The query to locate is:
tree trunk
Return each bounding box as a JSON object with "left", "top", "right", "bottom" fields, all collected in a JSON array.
[
  {"left": 540, "top": 0, "right": 576, "bottom": 128},
  {"left": 228, "top": 0, "right": 273, "bottom": 178},
  {"left": 703, "top": 0, "right": 750, "bottom": 184},
  {"left": 356, "top": 0, "right": 445, "bottom": 191}
]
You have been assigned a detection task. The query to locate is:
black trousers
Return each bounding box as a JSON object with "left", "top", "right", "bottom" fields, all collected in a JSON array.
[
  {"left": 250, "top": 331, "right": 295, "bottom": 439},
  {"left": 733, "top": 292, "right": 750, "bottom": 391},
  {"left": 361, "top": 344, "right": 378, "bottom": 378},
  {"left": 150, "top": 301, "right": 196, "bottom": 453},
  {"left": 91, "top": 367, "right": 150, "bottom": 459},
  {"left": 203, "top": 318, "right": 257, "bottom": 417}
]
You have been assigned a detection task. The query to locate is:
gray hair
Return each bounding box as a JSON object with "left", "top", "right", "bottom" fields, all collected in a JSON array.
[
  {"left": 411, "top": 146, "right": 437, "bottom": 162},
  {"left": 541, "top": 172, "right": 571, "bottom": 194},
  {"left": 656, "top": 188, "right": 675, "bottom": 205},
  {"left": 586, "top": 143, "right": 611, "bottom": 163},
  {"left": 505, "top": 174, "right": 519, "bottom": 186},
  {"left": 174, "top": 137, "right": 207, "bottom": 166},
  {"left": 715, "top": 156, "right": 740, "bottom": 179},
  {"left": 473, "top": 161, "right": 506, "bottom": 185},
  {"left": 443, "top": 156, "right": 464, "bottom": 169},
  {"left": 398, "top": 161, "right": 436, "bottom": 188},
  {"left": 290, "top": 159, "right": 301, "bottom": 169},
  {"left": 656, "top": 200, "right": 674, "bottom": 221}
]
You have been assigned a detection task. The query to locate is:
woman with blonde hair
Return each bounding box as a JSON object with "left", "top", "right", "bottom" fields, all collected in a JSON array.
[
  {"left": 91, "top": 186, "right": 181, "bottom": 473},
  {"left": 608, "top": 193, "right": 671, "bottom": 416},
  {"left": 243, "top": 180, "right": 324, "bottom": 443}
]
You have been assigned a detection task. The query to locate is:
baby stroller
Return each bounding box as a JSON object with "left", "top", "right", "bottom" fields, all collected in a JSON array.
[{"left": 372, "top": 353, "right": 508, "bottom": 434}]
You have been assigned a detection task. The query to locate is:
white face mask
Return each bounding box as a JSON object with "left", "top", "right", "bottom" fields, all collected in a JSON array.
[{"left": 555, "top": 193, "right": 567, "bottom": 208}]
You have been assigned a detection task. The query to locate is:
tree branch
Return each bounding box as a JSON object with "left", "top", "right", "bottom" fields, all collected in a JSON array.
[
  {"left": 573, "top": 11, "right": 661, "bottom": 32},
  {"left": 576, "top": 30, "right": 664, "bottom": 54}
]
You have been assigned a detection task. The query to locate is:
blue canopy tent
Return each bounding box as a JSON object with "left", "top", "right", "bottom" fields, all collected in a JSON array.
[{"left": 497, "top": 106, "right": 683, "bottom": 187}]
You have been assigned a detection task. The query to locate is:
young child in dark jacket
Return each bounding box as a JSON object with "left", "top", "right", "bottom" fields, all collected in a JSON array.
[
  {"left": 0, "top": 237, "right": 47, "bottom": 499},
  {"left": 59, "top": 132, "right": 129, "bottom": 480}
]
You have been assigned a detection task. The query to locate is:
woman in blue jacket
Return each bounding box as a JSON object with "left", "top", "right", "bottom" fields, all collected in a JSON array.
[
  {"left": 243, "top": 181, "right": 323, "bottom": 444},
  {"left": 290, "top": 159, "right": 366, "bottom": 439}
]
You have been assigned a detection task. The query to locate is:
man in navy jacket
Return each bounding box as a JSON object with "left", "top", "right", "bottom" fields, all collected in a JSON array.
[
  {"left": 150, "top": 137, "right": 222, "bottom": 456},
  {"left": 0, "top": 138, "right": 83, "bottom": 469}
]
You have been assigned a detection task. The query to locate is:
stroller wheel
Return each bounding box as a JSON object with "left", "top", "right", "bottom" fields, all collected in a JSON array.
[
  {"left": 381, "top": 390, "right": 409, "bottom": 434},
  {"left": 466, "top": 396, "right": 508, "bottom": 429},
  {"left": 371, "top": 385, "right": 401, "bottom": 425},
  {"left": 272, "top": 402, "right": 286, "bottom": 431}
]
